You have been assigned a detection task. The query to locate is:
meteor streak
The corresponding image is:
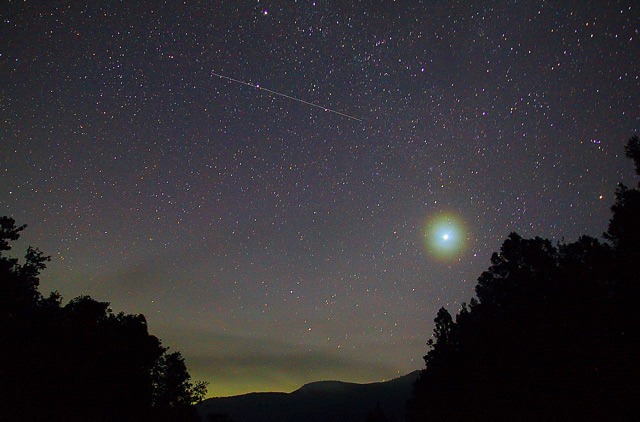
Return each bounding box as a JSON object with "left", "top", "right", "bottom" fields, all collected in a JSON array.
[{"left": 211, "top": 72, "right": 362, "bottom": 122}]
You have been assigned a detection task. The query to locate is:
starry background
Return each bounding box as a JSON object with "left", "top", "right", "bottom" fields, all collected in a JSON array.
[{"left": 1, "top": 0, "right": 639, "bottom": 397}]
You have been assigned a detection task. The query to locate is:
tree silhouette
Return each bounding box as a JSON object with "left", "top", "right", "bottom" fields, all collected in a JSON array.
[
  {"left": 624, "top": 135, "right": 640, "bottom": 176},
  {"left": 406, "top": 136, "right": 640, "bottom": 421},
  {"left": 0, "top": 217, "right": 49, "bottom": 316},
  {"left": 152, "top": 350, "right": 208, "bottom": 421},
  {"left": 605, "top": 137, "right": 640, "bottom": 265},
  {"left": 0, "top": 217, "right": 207, "bottom": 421}
]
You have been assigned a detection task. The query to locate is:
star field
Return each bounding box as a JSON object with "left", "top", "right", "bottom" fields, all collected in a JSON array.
[{"left": 1, "top": 1, "right": 639, "bottom": 396}]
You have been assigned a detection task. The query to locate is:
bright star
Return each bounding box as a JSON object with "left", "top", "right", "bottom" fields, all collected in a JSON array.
[{"left": 424, "top": 212, "right": 467, "bottom": 260}]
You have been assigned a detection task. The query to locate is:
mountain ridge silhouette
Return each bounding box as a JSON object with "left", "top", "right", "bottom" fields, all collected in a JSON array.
[{"left": 197, "top": 371, "right": 420, "bottom": 422}]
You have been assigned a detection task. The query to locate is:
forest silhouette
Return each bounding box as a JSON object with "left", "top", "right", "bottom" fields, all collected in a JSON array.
[
  {"left": 1, "top": 137, "right": 639, "bottom": 422},
  {"left": 406, "top": 136, "right": 640, "bottom": 421},
  {"left": 0, "top": 218, "right": 207, "bottom": 421}
]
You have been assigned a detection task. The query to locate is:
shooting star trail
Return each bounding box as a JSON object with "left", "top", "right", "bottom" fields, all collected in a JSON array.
[{"left": 211, "top": 72, "right": 362, "bottom": 122}]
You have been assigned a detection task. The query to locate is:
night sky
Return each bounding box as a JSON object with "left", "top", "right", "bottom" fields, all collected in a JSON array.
[{"left": 1, "top": 1, "right": 639, "bottom": 397}]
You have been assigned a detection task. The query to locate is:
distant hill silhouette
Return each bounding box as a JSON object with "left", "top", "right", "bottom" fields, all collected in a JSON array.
[{"left": 197, "top": 371, "right": 420, "bottom": 422}]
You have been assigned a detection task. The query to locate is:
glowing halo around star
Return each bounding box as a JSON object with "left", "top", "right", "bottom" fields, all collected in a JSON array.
[{"left": 424, "top": 212, "right": 467, "bottom": 260}]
